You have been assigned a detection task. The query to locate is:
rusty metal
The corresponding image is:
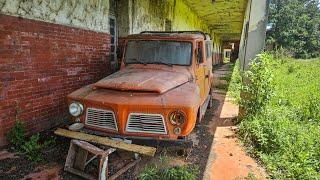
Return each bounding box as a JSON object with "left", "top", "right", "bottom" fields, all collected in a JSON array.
[
  {"left": 67, "top": 31, "right": 213, "bottom": 141},
  {"left": 94, "top": 68, "right": 190, "bottom": 94},
  {"left": 64, "top": 139, "right": 140, "bottom": 180},
  {"left": 140, "top": 31, "right": 210, "bottom": 40}
]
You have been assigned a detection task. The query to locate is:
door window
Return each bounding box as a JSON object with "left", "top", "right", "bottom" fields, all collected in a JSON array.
[
  {"left": 109, "top": 16, "right": 117, "bottom": 63},
  {"left": 197, "top": 42, "right": 203, "bottom": 64},
  {"left": 205, "top": 41, "right": 212, "bottom": 59}
]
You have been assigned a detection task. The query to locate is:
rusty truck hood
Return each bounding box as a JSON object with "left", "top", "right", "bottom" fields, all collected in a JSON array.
[{"left": 94, "top": 68, "right": 191, "bottom": 94}]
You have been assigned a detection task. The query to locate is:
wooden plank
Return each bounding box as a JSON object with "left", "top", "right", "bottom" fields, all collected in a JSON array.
[
  {"left": 54, "top": 128, "right": 156, "bottom": 157},
  {"left": 109, "top": 158, "right": 141, "bottom": 180},
  {"left": 65, "top": 167, "right": 96, "bottom": 180}
]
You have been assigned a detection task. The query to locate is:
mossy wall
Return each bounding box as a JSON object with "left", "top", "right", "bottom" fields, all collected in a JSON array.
[
  {"left": 117, "top": 0, "right": 221, "bottom": 53},
  {"left": 0, "top": 0, "right": 110, "bottom": 32},
  {"left": 128, "top": 0, "right": 209, "bottom": 34},
  {"left": 0, "top": 0, "right": 223, "bottom": 54}
]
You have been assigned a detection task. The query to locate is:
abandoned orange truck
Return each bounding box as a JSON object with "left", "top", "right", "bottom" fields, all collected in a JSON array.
[{"left": 67, "top": 31, "right": 213, "bottom": 140}]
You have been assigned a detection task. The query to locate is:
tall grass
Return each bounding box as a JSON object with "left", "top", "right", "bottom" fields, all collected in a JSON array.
[{"left": 233, "top": 54, "right": 320, "bottom": 179}]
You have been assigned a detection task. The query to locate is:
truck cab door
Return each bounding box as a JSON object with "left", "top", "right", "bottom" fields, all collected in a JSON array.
[
  {"left": 194, "top": 41, "right": 206, "bottom": 104},
  {"left": 204, "top": 41, "right": 213, "bottom": 96}
]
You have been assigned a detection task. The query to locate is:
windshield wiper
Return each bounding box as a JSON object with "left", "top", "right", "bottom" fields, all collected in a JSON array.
[{"left": 126, "top": 58, "right": 147, "bottom": 65}]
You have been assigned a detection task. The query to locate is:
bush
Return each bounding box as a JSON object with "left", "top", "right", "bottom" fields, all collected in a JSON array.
[
  {"left": 236, "top": 55, "right": 320, "bottom": 179},
  {"left": 240, "top": 53, "right": 275, "bottom": 116},
  {"left": 7, "top": 122, "right": 56, "bottom": 162},
  {"left": 21, "top": 134, "right": 44, "bottom": 162},
  {"left": 239, "top": 111, "right": 320, "bottom": 179},
  {"left": 7, "top": 121, "right": 26, "bottom": 148},
  {"left": 300, "top": 95, "right": 320, "bottom": 123}
]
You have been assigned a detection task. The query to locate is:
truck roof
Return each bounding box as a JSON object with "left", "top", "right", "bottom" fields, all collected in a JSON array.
[{"left": 126, "top": 31, "right": 211, "bottom": 41}]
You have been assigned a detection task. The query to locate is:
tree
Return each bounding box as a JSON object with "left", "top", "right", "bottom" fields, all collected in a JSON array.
[{"left": 267, "top": 0, "right": 320, "bottom": 58}]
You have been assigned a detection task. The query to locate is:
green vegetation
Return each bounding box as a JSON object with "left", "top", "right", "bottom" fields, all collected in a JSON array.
[
  {"left": 232, "top": 54, "right": 320, "bottom": 179},
  {"left": 226, "top": 61, "right": 241, "bottom": 103},
  {"left": 246, "top": 172, "right": 257, "bottom": 180},
  {"left": 267, "top": 0, "right": 320, "bottom": 58},
  {"left": 7, "top": 122, "right": 56, "bottom": 162},
  {"left": 139, "top": 165, "right": 198, "bottom": 180},
  {"left": 7, "top": 121, "right": 25, "bottom": 148}
]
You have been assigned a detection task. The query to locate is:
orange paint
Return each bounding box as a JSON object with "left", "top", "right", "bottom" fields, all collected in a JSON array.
[{"left": 67, "top": 32, "right": 213, "bottom": 140}]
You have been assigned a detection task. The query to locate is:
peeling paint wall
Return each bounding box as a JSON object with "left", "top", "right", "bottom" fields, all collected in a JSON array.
[
  {"left": 171, "top": 0, "right": 209, "bottom": 32},
  {"left": 212, "top": 32, "right": 223, "bottom": 64},
  {"left": 0, "top": 0, "right": 110, "bottom": 32},
  {"left": 116, "top": 0, "right": 222, "bottom": 63},
  {"left": 116, "top": 0, "right": 130, "bottom": 37},
  {"left": 117, "top": 0, "right": 209, "bottom": 36},
  {"left": 238, "top": 0, "right": 268, "bottom": 71}
]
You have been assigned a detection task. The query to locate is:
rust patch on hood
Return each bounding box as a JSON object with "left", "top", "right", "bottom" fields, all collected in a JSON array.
[{"left": 94, "top": 68, "right": 190, "bottom": 94}]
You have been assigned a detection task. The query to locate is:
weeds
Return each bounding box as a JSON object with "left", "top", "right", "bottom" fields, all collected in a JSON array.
[
  {"left": 21, "top": 134, "right": 44, "bottom": 162},
  {"left": 234, "top": 54, "right": 320, "bottom": 179},
  {"left": 239, "top": 53, "right": 275, "bottom": 116},
  {"left": 7, "top": 121, "right": 25, "bottom": 148},
  {"left": 227, "top": 60, "right": 242, "bottom": 103},
  {"left": 219, "top": 75, "right": 232, "bottom": 82},
  {"left": 139, "top": 165, "right": 160, "bottom": 180},
  {"left": 139, "top": 165, "right": 198, "bottom": 180},
  {"left": 6, "top": 122, "right": 56, "bottom": 162},
  {"left": 215, "top": 83, "right": 228, "bottom": 90},
  {"left": 158, "top": 153, "right": 169, "bottom": 164},
  {"left": 246, "top": 172, "right": 257, "bottom": 180}
]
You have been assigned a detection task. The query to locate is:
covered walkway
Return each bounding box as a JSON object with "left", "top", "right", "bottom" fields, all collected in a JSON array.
[
  {"left": 203, "top": 64, "right": 267, "bottom": 179},
  {"left": 0, "top": 0, "right": 268, "bottom": 145}
]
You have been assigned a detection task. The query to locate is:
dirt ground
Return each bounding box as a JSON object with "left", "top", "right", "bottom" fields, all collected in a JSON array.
[{"left": 0, "top": 106, "right": 216, "bottom": 180}]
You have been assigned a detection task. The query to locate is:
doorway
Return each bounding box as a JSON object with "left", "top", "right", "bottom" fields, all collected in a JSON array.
[{"left": 109, "top": 16, "right": 117, "bottom": 70}]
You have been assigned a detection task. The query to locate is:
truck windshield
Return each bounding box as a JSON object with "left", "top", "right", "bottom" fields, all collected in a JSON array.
[{"left": 125, "top": 40, "right": 192, "bottom": 66}]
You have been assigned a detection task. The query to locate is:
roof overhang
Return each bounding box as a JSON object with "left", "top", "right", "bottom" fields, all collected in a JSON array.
[{"left": 184, "top": 0, "right": 248, "bottom": 41}]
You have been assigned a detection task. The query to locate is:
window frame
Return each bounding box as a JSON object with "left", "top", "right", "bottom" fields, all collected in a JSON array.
[
  {"left": 196, "top": 41, "right": 205, "bottom": 64},
  {"left": 205, "top": 41, "right": 213, "bottom": 59},
  {"left": 124, "top": 40, "right": 193, "bottom": 66}
]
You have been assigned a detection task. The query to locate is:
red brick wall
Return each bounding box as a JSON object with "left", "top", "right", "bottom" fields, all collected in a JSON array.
[{"left": 0, "top": 15, "right": 111, "bottom": 146}]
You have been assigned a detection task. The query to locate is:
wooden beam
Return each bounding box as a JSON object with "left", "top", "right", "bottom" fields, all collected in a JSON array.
[{"left": 54, "top": 128, "right": 156, "bottom": 157}]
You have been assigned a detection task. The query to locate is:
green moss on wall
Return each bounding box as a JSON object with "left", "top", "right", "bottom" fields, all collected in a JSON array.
[
  {"left": 0, "top": 0, "right": 110, "bottom": 32},
  {"left": 130, "top": 0, "right": 209, "bottom": 33},
  {"left": 127, "top": 0, "right": 221, "bottom": 52}
]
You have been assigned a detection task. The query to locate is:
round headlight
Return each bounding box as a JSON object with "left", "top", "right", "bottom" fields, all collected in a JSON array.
[
  {"left": 169, "top": 111, "right": 186, "bottom": 125},
  {"left": 69, "top": 102, "right": 83, "bottom": 117}
]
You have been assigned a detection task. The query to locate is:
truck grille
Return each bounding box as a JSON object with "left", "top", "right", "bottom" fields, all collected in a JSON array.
[
  {"left": 85, "top": 108, "right": 118, "bottom": 131},
  {"left": 126, "top": 113, "right": 167, "bottom": 134}
]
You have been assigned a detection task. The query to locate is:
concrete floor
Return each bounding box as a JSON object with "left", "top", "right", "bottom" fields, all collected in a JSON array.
[{"left": 203, "top": 64, "right": 267, "bottom": 180}]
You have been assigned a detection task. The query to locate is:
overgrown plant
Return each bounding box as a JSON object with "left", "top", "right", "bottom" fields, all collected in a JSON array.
[
  {"left": 240, "top": 53, "right": 275, "bottom": 116},
  {"left": 6, "top": 122, "right": 56, "bottom": 162},
  {"left": 7, "top": 121, "right": 26, "bottom": 148},
  {"left": 139, "top": 165, "right": 198, "bottom": 180},
  {"left": 21, "top": 134, "right": 44, "bottom": 162},
  {"left": 139, "top": 166, "right": 160, "bottom": 180},
  {"left": 226, "top": 61, "right": 242, "bottom": 104},
  {"left": 236, "top": 55, "right": 320, "bottom": 179}
]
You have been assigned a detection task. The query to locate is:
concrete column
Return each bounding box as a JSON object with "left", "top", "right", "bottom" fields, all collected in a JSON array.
[{"left": 239, "top": 0, "right": 269, "bottom": 71}]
